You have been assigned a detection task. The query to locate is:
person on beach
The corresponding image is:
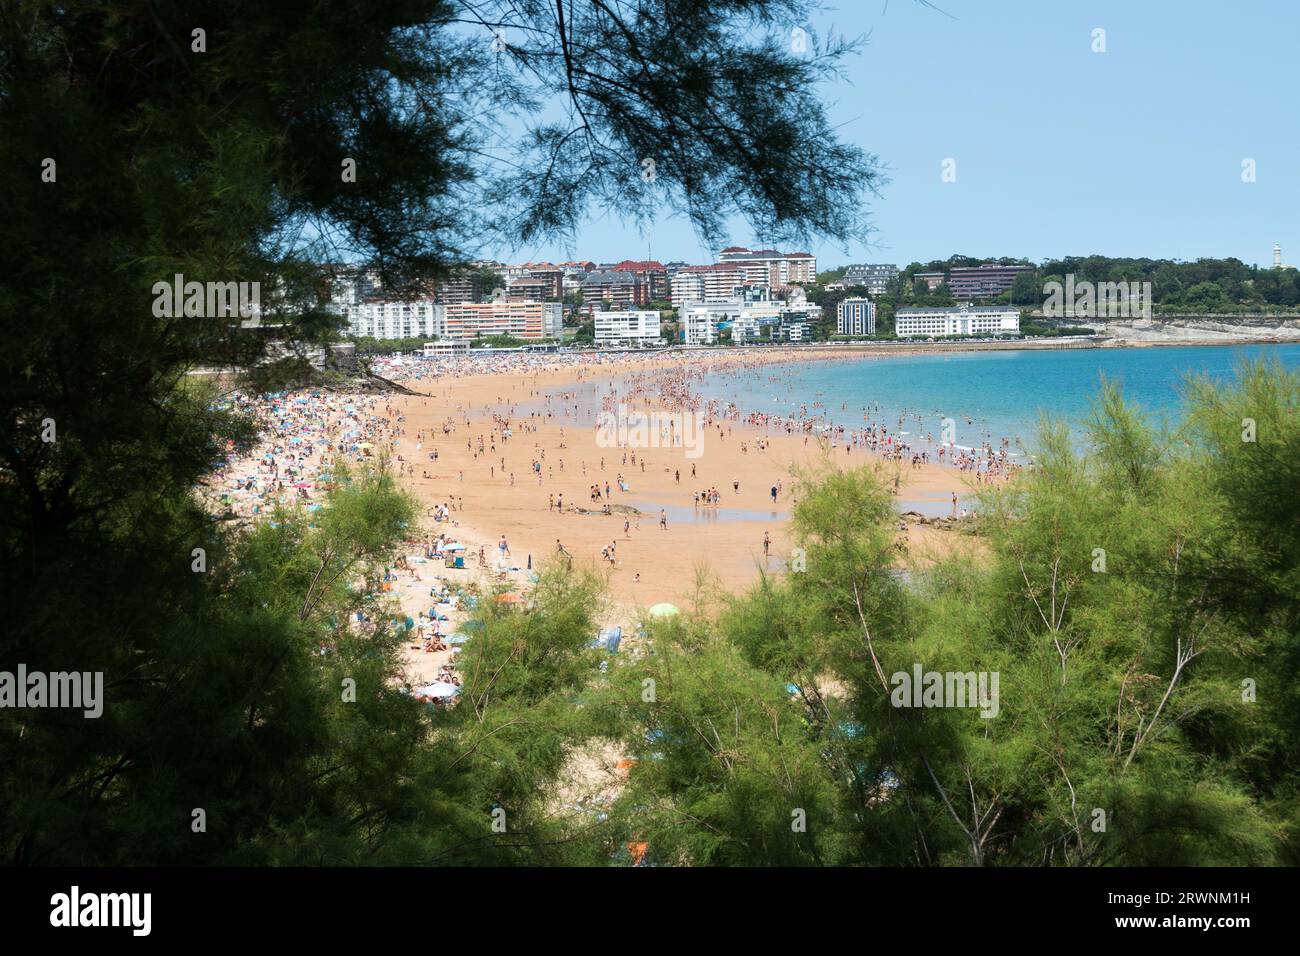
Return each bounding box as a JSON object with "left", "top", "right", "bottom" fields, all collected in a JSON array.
[
  {"left": 770, "top": 484, "right": 778, "bottom": 504},
  {"left": 498, "top": 534, "right": 510, "bottom": 561},
  {"left": 659, "top": 509, "right": 667, "bottom": 530},
  {"left": 763, "top": 531, "right": 770, "bottom": 557}
]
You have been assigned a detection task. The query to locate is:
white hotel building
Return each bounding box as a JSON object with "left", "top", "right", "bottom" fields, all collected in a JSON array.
[
  {"left": 894, "top": 305, "right": 1020, "bottom": 338},
  {"left": 594, "top": 310, "right": 661, "bottom": 345}
]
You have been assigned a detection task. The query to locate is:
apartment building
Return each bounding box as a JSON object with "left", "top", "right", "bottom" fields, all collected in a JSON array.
[
  {"left": 681, "top": 298, "right": 819, "bottom": 344},
  {"left": 442, "top": 300, "right": 563, "bottom": 340},
  {"left": 780, "top": 310, "right": 815, "bottom": 341},
  {"left": 841, "top": 264, "right": 899, "bottom": 295},
  {"left": 837, "top": 298, "right": 877, "bottom": 336},
  {"left": 894, "top": 305, "right": 1020, "bottom": 338},
  {"left": 669, "top": 263, "right": 743, "bottom": 306},
  {"left": 609, "top": 260, "right": 668, "bottom": 302},
  {"left": 946, "top": 264, "right": 1034, "bottom": 300},
  {"left": 581, "top": 269, "right": 646, "bottom": 308},
  {"left": 680, "top": 300, "right": 747, "bottom": 345},
  {"left": 593, "top": 310, "right": 661, "bottom": 345},
  {"left": 345, "top": 299, "right": 444, "bottom": 339},
  {"left": 432, "top": 272, "right": 484, "bottom": 304},
  {"left": 717, "top": 247, "right": 817, "bottom": 285},
  {"left": 728, "top": 310, "right": 815, "bottom": 343},
  {"left": 505, "top": 276, "right": 551, "bottom": 301}
]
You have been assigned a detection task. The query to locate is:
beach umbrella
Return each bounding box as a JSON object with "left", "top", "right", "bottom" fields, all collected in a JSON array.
[
  {"left": 647, "top": 603, "right": 679, "bottom": 619},
  {"left": 496, "top": 592, "right": 525, "bottom": 604}
]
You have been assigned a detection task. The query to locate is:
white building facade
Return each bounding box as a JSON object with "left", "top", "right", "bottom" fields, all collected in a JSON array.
[
  {"left": 680, "top": 300, "right": 746, "bottom": 344},
  {"left": 682, "top": 299, "right": 818, "bottom": 344},
  {"left": 422, "top": 339, "right": 470, "bottom": 356},
  {"left": 345, "top": 300, "right": 444, "bottom": 339},
  {"left": 670, "top": 264, "right": 743, "bottom": 306},
  {"left": 717, "top": 248, "right": 817, "bottom": 285},
  {"left": 894, "top": 305, "right": 1020, "bottom": 338},
  {"left": 841, "top": 263, "right": 899, "bottom": 295},
  {"left": 594, "top": 310, "right": 661, "bottom": 345}
]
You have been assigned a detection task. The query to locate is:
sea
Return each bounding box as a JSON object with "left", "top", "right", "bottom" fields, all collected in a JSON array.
[{"left": 695, "top": 343, "right": 1300, "bottom": 460}]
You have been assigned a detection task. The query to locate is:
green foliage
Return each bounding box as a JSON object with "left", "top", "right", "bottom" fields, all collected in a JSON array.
[
  {"left": 471, "top": 334, "right": 526, "bottom": 349},
  {"left": 577, "top": 363, "right": 1299, "bottom": 865},
  {"left": 4, "top": 0, "right": 1296, "bottom": 869},
  {"left": 1034, "top": 257, "right": 1300, "bottom": 313},
  {"left": 592, "top": 634, "right": 848, "bottom": 865},
  {"left": 350, "top": 336, "right": 434, "bottom": 357}
]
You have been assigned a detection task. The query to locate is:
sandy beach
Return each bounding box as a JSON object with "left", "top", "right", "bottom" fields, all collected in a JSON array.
[
  {"left": 199, "top": 347, "right": 1014, "bottom": 692},
  {"left": 386, "top": 349, "right": 992, "bottom": 612}
]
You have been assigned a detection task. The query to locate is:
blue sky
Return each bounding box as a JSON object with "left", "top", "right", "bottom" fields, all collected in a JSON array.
[{"left": 487, "top": 0, "right": 1298, "bottom": 270}]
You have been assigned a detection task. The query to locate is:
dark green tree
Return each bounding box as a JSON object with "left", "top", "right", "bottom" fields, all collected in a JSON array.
[{"left": 0, "top": 0, "right": 880, "bottom": 865}]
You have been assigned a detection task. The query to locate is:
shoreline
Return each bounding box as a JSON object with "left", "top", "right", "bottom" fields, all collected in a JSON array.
[
  {"left": 205, "top": 338, "right": 1296, "bottom": 689},
  {"left": 384, "top": 347, "right": 994, "bottom": 616}
]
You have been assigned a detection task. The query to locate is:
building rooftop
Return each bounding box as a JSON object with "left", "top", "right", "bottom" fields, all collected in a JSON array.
[
  {"left": 581, "top": 270, "right": 639, "bottom": 286},
  {"left": 896, "top": 305, "right": 1020, "bottom": 315},
  {"left": 677, "top": 263, "right": 741, "bottom": 273}
]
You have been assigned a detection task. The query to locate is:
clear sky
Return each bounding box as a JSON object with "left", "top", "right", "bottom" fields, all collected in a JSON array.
[{"left": 487, "top": 0, "right": 1299, "bottom": 270}]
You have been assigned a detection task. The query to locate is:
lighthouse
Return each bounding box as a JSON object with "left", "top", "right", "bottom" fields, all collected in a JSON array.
[{"left": 1275, "top": 243, "right": 1283, "bottom": 268}]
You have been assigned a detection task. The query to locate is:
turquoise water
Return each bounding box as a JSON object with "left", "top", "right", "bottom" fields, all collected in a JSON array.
[{"left": 699, "top": 344, "right": 1300, "bottom": 457}]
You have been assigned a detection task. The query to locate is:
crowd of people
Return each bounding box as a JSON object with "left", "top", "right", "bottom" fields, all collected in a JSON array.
[{"left": 202, "top": 389, "right": 404, "bottom": 518}]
